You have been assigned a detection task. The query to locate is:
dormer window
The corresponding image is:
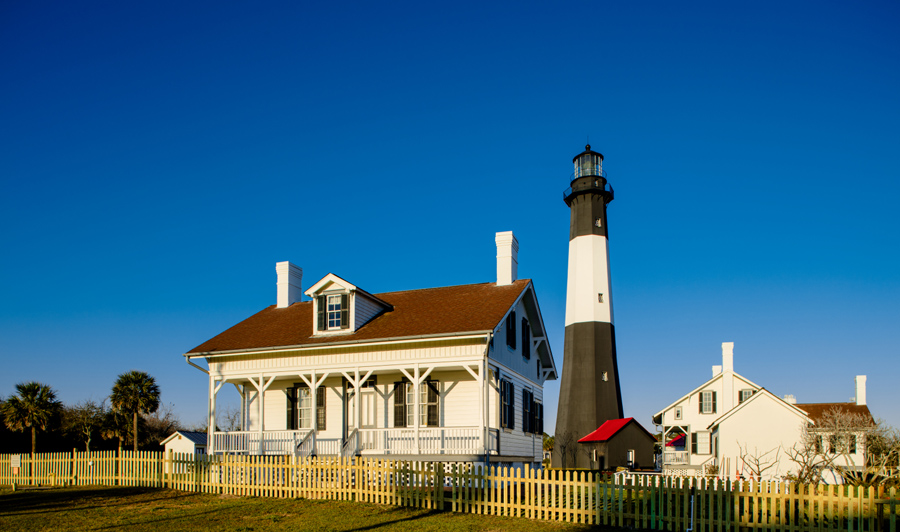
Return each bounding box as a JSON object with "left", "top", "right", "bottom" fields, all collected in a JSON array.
[
  {"left": 327, "top": 295, "right": 343, "bottom": 329},
  {"left": 316, "top": 293, "right": 349, "bottom": 331}
]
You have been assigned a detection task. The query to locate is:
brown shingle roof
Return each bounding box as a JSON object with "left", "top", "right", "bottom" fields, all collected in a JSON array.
[
  {"left": 187, "top": 279, "right": 531, "bottom": 354},
  {"left": 794, "top": 403, "right": 875, "bottom": 425}
]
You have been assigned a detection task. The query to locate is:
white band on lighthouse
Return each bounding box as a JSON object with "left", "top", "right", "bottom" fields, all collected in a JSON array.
[{"left": 564, "top": 234, "right": 614, "bottom": 326}]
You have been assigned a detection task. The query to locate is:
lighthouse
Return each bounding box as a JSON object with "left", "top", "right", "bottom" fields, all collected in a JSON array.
[{"left": 553, "top": 145, "right": 623, "bottom": 468}]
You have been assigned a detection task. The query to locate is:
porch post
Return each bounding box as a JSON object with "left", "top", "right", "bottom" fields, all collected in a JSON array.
[
  {"left": 414, "top": 364, "right": 420, "bottom": 454},
  {"left": 355, "top": 368, "right": 361, "bottom": 431},
  {"left": 258, "top": 373, "right": 264, "bottom": 441},
  {"left": 478, "top": 361, "right": 485, "bottom": 453},
  {"left": 311, "top": 369, "right": 317, "bottom": 436},
  {"left": 208, "top": 374, "right": 216, "bottom": 453}
]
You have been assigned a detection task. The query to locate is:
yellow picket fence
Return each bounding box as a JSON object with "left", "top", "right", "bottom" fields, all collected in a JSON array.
[{"left": 1, "top": 452, "right": 898, "bottom": 531}]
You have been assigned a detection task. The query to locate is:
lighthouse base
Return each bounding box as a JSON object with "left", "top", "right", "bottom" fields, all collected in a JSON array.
[{"left": 553, "top": 321, "right": 623, "bottom": 469}]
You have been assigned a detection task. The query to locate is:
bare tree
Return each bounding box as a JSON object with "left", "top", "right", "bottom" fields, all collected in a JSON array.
[
  {"left": 217, "top": 404, "right": 241, "bottom": 432},
  {"left": 738, "top": 442, "right": 781, "bottom": 480},
  {"left": 141, "top": 402, "right": 181, "bottom": 450},
  {"left": 785, "top": 406, "right": 874, "bottom": 484},
  {"left": 63, "top": 399, "right": 107, "bottom": 452},
  {"left": 555, "top": 431, "right": 575, "bottom": 469}
]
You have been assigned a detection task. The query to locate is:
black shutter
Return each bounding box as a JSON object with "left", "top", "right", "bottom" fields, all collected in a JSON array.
[
  {"left": 340, "top": 293, "right": 349, "bottom": 329},
  {"left": 393, "top": 382, "right": 406, "bottom": 427},
  {"left": 500, "top": 380, "right": 507, "bottom": 428},
  {"left": 426, "top": 380, "right": 439, "bottom": 427},
  {"left": 712, "top": 391, "right": 717, "bottom": 414},
  {"left": 286, "top": 386, "right": 297, "bottom": 430},
  {"left": 316, "top": 387, "right": 326, "bottom": 431},
  {"left": 508, "top": 382, "right": 515, "bottom": 430},
  {"left": 691, "top": 433, "right": 697, "bottom": 454},
  {"left": 506, "top": 311, "right": 516, "bottom": 349},
  {"left": 522, "top": 389, "right": 531, "bottom": 433},
  {"left": 699, "top": 393, "right": 704, "bottom": 414},
  {"left": 317, "top": 295, "right": 326, "bottom": 331},
  {"left": 537, "top": 403, "right": 543, "bottom": 434},
  {"left": 522, "top": 318, "right": 530, "bottom": 360}
]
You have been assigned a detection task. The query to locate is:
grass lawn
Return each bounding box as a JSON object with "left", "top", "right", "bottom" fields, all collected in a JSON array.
[{"left": 0, "top": 486, "right": 601, "bottom": 531}]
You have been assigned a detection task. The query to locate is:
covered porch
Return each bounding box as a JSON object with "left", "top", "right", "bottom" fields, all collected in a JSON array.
[{"left": 205, "top": 360, "right": 498, "bottom": 458}]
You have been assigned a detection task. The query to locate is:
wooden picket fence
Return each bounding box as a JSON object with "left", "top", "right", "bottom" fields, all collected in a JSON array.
[{"left": 1, "top": 451, "right": 898, "bottom": 531}]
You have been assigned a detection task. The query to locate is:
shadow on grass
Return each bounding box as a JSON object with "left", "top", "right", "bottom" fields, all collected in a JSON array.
[
  {"left": 0, "top": 487, "right": 199, "bottom": 517},
  {"left": 343, "top": 508, "right": 441, "bottom": 531}
]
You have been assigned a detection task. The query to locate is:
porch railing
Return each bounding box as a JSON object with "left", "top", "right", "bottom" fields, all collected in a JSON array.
[
  {"left": 663, "top": 450, "right": 690, "bottom": 465},
  {"left": 212, "top": 430, "right": 310, "bottom": 455},
  {"left": 213, "top": 427, "right": 486, "bottom": 456}
]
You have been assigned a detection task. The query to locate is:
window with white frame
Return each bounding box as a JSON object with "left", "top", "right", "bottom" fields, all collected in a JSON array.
[
  {"left": 739, "top": 389, "right": 754, "bottom": 403},
  {"left": 393, "top": 380, "right": 439, "bottom": 427},
  {"left": 327, "top": 295, "right": 342, "bottom": 329},
  {"left": 699, "top": 390, "right": 717, "bottom": 414},
  {"left": 674, "top": 406, "right": 683, "bottom": 420},
  {"left": 295, "top": 386, "right": 326, "bottom": 430},
  {"left": 691, "top": 431, "right": 711, "bottom": 455}
]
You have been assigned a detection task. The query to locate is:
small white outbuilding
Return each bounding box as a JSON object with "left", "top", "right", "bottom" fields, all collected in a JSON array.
[{"left": 160, "top": 431, "right": 208, "bottom": 456}]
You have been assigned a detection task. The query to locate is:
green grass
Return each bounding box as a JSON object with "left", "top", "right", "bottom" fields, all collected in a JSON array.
[{"left": 0, "top": 486, "right": 602, "bottom": 531}]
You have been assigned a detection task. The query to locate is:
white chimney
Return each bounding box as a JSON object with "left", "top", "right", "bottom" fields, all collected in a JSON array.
[
  {"left": 855, "top": 375, "right": 867, "bottom": 406},
  {"left": 276, "top": 261, "right": 303, "bottom": 308},
  {"left": 712, "top": 365, "right": 722, "bottom": 377},
  {"left": 721, "top": 342, "right": 734, "bottom": 412},
  {"left": 495, "top": 231, "right": 518, "bottom": 286}
]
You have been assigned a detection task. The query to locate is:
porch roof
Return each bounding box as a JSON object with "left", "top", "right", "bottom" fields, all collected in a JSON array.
[{"left": 187, "top": 280, "right": 530, "bottom": 354}]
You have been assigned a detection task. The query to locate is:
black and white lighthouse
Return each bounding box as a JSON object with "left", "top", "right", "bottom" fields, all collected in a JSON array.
[{"left": 553, "top": 145, "right": 624, "bottom": 468}]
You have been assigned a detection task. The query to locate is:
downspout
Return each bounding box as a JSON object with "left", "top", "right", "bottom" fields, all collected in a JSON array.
[{"left": 186, "top": 356, "right": 209, "bottom": 374}]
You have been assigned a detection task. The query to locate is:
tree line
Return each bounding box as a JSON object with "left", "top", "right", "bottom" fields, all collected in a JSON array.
[{"left": 0, "top": 370, "right": 182, "bottom": 454}]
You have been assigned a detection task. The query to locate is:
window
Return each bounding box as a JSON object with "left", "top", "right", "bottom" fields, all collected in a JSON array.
[
  {"left": 815, "top": 435, "right": 823, "bottom": 454},
  {"left": 506, "top": 311, "right": 516, "bottom": 349},
  {"left": 829, "top": 434, "right": 839, "bottom": 454},
  {"left": 849, "top": 434, "right": 857, "bottom": 454},
  {"left": 316, "top": 294, "right": 349, "bottom": 331},
  {"left": 521, "top": 318, "right": 530, "bottom": 360},
  {"left": 699, "top": 391, "right": 717, "bottom": 414},
  {"left": 289, "top": 385, "right": 326, "bottom": 431},
  {"left": 500, "top": 379, "right": 514, "bottom": 429},
  {"left": 674, "top": 406, "right": 682, "bottom": 420},
  {"left": 393, "top": 380, "right": 439, "bottom": 427},
  {"left": 739, "top": 389, "right": 754, "bottom": 403}
]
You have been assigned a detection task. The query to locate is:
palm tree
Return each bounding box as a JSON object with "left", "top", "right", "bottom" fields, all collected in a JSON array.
[
  {"left": 1, "top": 382, "right": 62, "bottom": 454},
  {"left": 110, "top": 370, "right": 160, "bottom": 453}
]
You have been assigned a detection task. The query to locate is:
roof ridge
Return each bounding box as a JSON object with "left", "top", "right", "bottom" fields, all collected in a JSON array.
[{"left": 372, "top": 278, "right": 531, "bottom": 298}]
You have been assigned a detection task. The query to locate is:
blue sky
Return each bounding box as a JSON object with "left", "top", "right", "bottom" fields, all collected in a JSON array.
[{"left": 2, "top": 1, "right": 898, "bottom": 433}]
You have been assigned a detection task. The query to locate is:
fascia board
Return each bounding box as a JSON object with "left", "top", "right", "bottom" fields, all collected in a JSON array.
[
  {"left": 304, "top": 273, "right": 358, "bottom": 297},
  {"left": 653, "top": 373, "right": 724, "bottom": 418},
  {"left": 707, "top": 388, "right": 810, "bottom": 430}
]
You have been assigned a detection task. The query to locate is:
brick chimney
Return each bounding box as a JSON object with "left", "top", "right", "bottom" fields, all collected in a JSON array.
[
  {"left": 495, "top": 231, "right": 518, "bottom": 286},
  {"left": 276, "top": 261, "right": 302, "bottom": 308}
]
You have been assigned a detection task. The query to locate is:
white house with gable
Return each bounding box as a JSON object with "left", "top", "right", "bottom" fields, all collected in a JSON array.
[
  {"left": 183, "top": 232, "right": 557, "bottom": 468},
  {"left": 654, "top": 342, "right": 874, "bottom": 480}
]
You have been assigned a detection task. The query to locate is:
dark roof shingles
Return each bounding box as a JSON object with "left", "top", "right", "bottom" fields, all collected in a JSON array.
[
  {"left": 794, "top": 402, "right": 875, "bottom": 425},
  {"left": 188, "top": 280, "right": 530, "bottom": 354}
]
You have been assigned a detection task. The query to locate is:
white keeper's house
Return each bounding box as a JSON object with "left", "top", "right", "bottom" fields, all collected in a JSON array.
[{"left": 183, "top": 231, "right": 557, "bottom": 468}]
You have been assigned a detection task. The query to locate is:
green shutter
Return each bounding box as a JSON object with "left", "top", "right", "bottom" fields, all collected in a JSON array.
[
  {"left": 691, "top": 433, "right": 697, "bottom": 454},
  {"left": 316, "top": 387, "right": 326, "bottom": 431},
  {"left": 508, "top": 382, "right": 515, "bottom": 430},
  {"left": 521, "top": 318, "right": 530, "bottom": 359},
  {"left": 317, "top": 295, "right": 326, "bottom": 331},
  {"left": 712, "top": 391, "right": 717, "bottom": 414},
  {"left": 340, "top": 294, "right": 349, "bottom": 329},
  {"left": 426, "top": 381, "right": 439, "bottom": 427},
  {"left": 287, "top": 385, "right": 300, "bottom": 430},
  {"left": 393, "top": 382, "right": 406, "bottom": 427}
]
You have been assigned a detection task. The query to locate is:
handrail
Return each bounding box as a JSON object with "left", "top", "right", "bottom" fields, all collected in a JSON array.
[
  {"left": 297, "top": 430, "right": 316, "bottom": 457},
  {"left": 341, "top": 429, "right": 359, "bottom": 457},
  {"left": 563, "top": 178, "right": 614, "bottom": 201}
]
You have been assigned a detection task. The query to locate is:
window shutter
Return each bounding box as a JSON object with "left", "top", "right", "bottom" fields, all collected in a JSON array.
[
  {"left": 286, "top": 386, "right": 297, "bottom": 430},
  {"left": 508, "top": 382, "right": 515, "bottom": 430},
  {"left": 506, "top": 311, "right": 516, "bottom": 349},
  {"left": 393, "top": 382, "right": 406, "bottom": 427},
  {"left": 699, "top": 394, "right": 703, "bottom": 414},
  {"left": 522, "top": 318, "right": 530, "bottom": 360},
  {"left": 317, "top": 295, "right": 326, "bottom": 331},
  {"left": 340, "top": 293, "right": 349, "bottom": 329},
  {"left": 316, "top": 387, "right": 326, "bottom": 431},
  {"left": 522, "top": 389, "right": 531, "bottom": 433},
  {"left": 500, "top": 380, "right": 508, "bottom": 428},
  {"left": 712, "top": 391, "right": 717, "bottom": 414},
  {"left": 426, "top": 381, "right": 439, "bottom": 427},
  {"left": 691, "top": 433, "right": 697, "bottom": 454}
]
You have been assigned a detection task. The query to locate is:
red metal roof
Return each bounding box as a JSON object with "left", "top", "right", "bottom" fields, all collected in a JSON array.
[{"left": 578, "top": 417, "right": 635, "bottom": 443}]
